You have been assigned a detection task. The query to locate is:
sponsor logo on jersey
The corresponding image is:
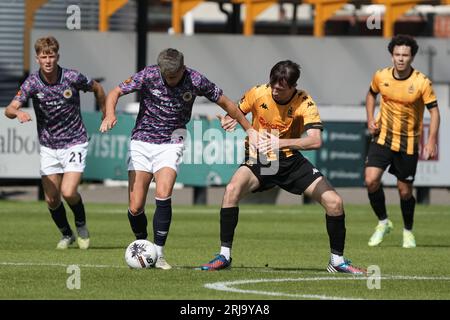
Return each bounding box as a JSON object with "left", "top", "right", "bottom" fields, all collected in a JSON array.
[
  {"left": 182, "top": 91, "right": 193, "bottom": 102},
  {"left": 258, "top": 117, "right": 286, "bottom": 131}
]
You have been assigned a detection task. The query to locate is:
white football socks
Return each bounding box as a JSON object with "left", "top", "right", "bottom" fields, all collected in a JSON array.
[
  {"left": 220, "top": 246, "right": 231, "bottom": 260},
  {"left": 330, "top": 253, "right": 345, "bottom": 266},
  {"left": 155, "top": 245, "right": 164, "bottom": 258}
]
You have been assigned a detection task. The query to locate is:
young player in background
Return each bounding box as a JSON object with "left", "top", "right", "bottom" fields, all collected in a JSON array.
[
  {"left": 4, "top": 36, "right": 106, "bottom": 250},
  {"left": 365, "top": 35, "right": 440, "bottom": 248}
]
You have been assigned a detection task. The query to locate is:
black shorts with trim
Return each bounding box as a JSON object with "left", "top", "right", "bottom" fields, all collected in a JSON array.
[
  {"left": 365, "top": 141, "right": 418, "bottom": 183},
  {"left": 241, "top": 152, "right": 323, "bottom": 195}
]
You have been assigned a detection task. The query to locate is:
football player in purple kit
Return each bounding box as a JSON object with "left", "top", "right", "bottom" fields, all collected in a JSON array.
[
  {"left": 4, "top": 36, "right": 106, "bottom": 250},
  {"left": 100, "top": 48, "right": 256, "bottom": 270}
]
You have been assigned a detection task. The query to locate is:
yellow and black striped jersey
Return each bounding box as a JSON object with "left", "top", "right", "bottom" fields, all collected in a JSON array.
[
  {"left": 370, "top": 67, "right": 438, "bottom": 155},
  {"left": 238, "top": 84, "right": 323, "bottom": 159}
]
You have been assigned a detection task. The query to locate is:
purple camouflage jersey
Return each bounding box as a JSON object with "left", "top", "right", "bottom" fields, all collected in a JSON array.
[
  {"left": 119, "top": 65, "right": 223, "bottom": 144},
  {"left": 14, "top": 66, "right": 93, "bottom": 149}
]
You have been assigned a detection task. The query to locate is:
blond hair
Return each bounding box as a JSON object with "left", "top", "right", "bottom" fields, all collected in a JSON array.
[{"left": 34, "top": 36, "right": 59, "bottom": 55}]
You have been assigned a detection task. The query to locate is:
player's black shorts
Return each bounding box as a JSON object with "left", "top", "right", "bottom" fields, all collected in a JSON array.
[
  {"left": 241, "top": 152, "right": 323, "bottom": 194},
  {"left": 365, "top": 141, "right": 418, "bottom": 183}
]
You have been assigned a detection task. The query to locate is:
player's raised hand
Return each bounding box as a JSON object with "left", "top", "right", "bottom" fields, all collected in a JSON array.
[
  {"left": 217, "top": 114, "right": 237, "bottom": 132},
  {"left": 99, "top": 114, "right": 117, "bottom": 133},
  {"left": 17, "top": 110, "right": 32, "bottom": 123}
]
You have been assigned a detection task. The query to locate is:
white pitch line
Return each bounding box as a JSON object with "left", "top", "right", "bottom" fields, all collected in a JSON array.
[
  {"left": 204, "top": 275, "right": 450, "bottom": 300},
  {"left": 205, "top": 278, "right": 362, "bottom": 300},
  {"left": 0, "top": 261, "right": 127, "bottom": 269}
]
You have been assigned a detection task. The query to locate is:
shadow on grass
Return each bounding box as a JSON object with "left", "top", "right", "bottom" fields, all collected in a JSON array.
[
  {"left": 85, "top": 246, "right": 125, "bottom": 250},
  {"left": 176, "top": 265, "right": 325, "bottom": 273}
]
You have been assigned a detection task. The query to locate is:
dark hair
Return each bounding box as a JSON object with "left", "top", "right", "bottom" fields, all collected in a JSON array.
[
  {"left": 269, "top": 60, "right": 301, "bottom": 87},
  {"left": 157, "top": 48, "right": 184, "bottom": 76},
  {"left": 388, "top": 34, "right": 419, "bottom": 57}
]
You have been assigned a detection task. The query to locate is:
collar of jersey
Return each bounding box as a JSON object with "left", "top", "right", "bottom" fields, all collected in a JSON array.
[
  {"left": 38, "top": 65, "right": 63, "bottom": 86},
  {"left": 392, "top": 67, "right": 414, "bottom": 81}
]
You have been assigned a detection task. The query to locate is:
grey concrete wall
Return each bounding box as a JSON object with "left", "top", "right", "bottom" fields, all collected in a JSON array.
[
  {"left": 146, "top": 34, "right": 450, "bottom": 105},
  {"left": 31, "top": 30, "right": 450, "bottom": 107}
]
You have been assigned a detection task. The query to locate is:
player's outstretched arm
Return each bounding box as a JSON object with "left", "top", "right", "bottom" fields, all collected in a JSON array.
[
  {"left": 215, "top": 94, "right": 252, "bottom": 131},
  {"left": 91, "top": 80, "right": 107, "bottom": 118},
  {"left": 215, "top": 94, "right": 258, "bottom": 151},
  {"left": 4, "top": 100, "right": 31, "bottom": 123},
  {"left": 99, "top": 86, "right": 121, "bottom": 132}
]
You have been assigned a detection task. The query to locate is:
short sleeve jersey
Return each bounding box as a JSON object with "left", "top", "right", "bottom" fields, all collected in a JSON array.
[
  {"left": 369, "top": 67, "right": 438, "bottom": 155},
  {"left": 238, "top": 84, "right": 323, "bottom": 159},
  {"left": 13, "top": 66, "right": 93, "bottom": 149},
  {"left": 119, "top": 66, "right": 223, "bottom": 144}
]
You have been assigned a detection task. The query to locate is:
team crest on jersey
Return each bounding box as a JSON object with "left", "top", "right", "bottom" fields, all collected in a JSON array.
[
  {"left": 408, "top": 84, "right": 414, "bottom": 94},
  {"left": 63, "top": 89, "right": 73, "bottom": 99},
  {"left": 182, "top": 91, "right": 193, "bottom": 102}
]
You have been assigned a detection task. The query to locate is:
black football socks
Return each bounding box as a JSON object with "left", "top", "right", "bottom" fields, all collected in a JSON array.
[
  {"left": 69, "top": 198, "right": 86, "bottom": 228},
  {"left": 49, "top": 203, "right": 73, "bottom": 237},
  {"left": 326, "top": 213, "right": 346, "bottom": 256},
  {"left": 153, "top": 198, "right": 172, "bottom": 246},
  {"left": 128, "top": 209, "right": 148, "bottom": 240},
  {"left": 368, "top": 187, "right": 388, "bottom": 221},
  {"left": 220, "top": 207, "right": 239, "bottom": 248},
  {"left": 401, "top": 196, "right": 416, "bottom": 231}
]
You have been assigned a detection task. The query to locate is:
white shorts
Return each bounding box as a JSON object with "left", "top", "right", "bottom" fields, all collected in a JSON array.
[
  {"left": 127, "top": 140, "right": 184, "bottom": 174},
  {"left": 40, "top": 142, "right": 88, "bottom": 176}
]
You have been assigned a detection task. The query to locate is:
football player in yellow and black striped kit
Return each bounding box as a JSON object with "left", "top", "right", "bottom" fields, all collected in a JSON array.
[
  {"left": 201, "top": 60, "right": 365, "bottom": 274},
  {"left": 365, "top": 35, "right": 440, "bottom": 248}
]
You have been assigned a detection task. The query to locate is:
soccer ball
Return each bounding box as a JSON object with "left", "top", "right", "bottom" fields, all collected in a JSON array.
[{"left": 124, "top": 239, "right": 157, "bottom": 269}]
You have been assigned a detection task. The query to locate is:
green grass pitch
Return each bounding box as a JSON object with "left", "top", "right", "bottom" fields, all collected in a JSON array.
[{"left": 1, "top": 200, "right": 449, "bottom": 300}]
